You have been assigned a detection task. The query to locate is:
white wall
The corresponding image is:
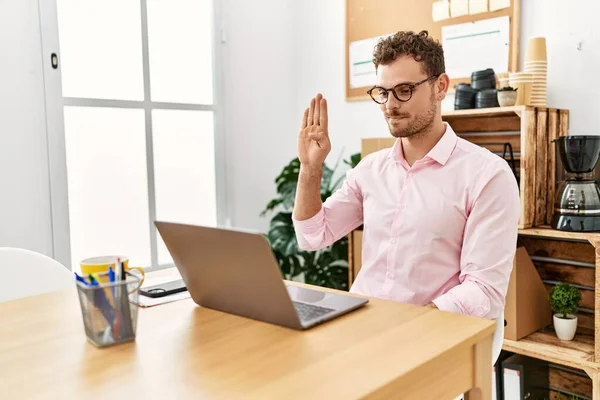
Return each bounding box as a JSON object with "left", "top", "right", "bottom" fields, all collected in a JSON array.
[
  {"left": 0, "top": 0, "right": 54, "bottom": 257},
  {"left": 291, "top": 0, "right": 388, "bottom": 169},
  {"left": 520, "top": 0, "right": 600, "bottom": 135},
  {"left": 289, "top": 0, "right": 600, "bottom": 172},
  {"left": 221, "top": 0, "right": 298, "bottom": 232}
]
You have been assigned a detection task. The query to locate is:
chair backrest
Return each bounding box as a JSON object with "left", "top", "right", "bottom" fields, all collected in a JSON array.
[
  {"left": 492, "top": 313, "right": 505, "bottom": 364},
  {"left": 0, "top": 247, "right": 73, "bottom": 303}
]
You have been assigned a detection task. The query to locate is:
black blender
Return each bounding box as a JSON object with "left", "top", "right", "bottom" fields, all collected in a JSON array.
[{"left": 551, "top": 135, "right": 600, "bottom": 232}]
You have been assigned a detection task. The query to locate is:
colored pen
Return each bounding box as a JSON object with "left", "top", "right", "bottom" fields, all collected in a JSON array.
[
  {"left": 116, "top": 258, "right": 133, "bottom": 339},
  {"left": 88, "top": 274, "right": 116, "bottom": 326},
  {"left": 74, "top": 273, "right": 88, "bottom": 285},
  {"left": 118, "top": 258, "right": 125, "bottom": 282},
  {"left": 88, "top": 274, "right": 99, "bottom": 286},
  {"left": 114, "top": 259, "right": 124, "bottom": 340},
  {"left": 115, "top": 259, "right": 122, "bottom": 282},
  {"left": 108, "top": 266, "right": 116, "bottom": 299}
]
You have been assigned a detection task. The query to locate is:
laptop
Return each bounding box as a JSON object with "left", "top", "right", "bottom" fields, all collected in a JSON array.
[{"left": 154, "top": 221, "right": 368, "bottom": 330}]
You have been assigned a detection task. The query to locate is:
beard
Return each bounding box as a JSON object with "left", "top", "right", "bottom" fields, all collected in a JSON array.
[{"left": 385, "top": 92, "right": 438, "bottom": 138}]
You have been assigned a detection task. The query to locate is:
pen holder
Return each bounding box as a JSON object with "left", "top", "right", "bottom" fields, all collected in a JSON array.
[{"left": 76, "top": 272, "right": 142, "bottom": 347}]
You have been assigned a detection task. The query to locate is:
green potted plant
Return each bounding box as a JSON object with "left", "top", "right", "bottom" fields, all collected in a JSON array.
[
  {"left": 497, "top": 86, "right": 518, "bottom": 107},
  {"left": 548, "top": 283, "right": 582, "bottom": 341},
  {"left": 261, "top": 152, "right": 361, "bottom": 290}
]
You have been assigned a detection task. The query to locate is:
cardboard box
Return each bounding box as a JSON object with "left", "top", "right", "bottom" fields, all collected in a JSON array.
[
  {"left": 361, "top": 138, "right": 395, "bottom": 158},
  {"left": 504, "top": 247, "right": 552, "bottom": 341}
]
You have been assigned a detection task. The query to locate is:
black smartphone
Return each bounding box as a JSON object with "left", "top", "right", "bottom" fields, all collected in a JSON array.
[{"left": 140, "top": 279, "right": 187, "bottom": 298}]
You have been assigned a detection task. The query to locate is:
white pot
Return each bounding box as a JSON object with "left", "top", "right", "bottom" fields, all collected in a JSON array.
[
  {"left": 553, "top": 314, "right": 577, "bottom": 341},
  {"left": 497, "top": 90, "right": 518, "bottom": 107}
]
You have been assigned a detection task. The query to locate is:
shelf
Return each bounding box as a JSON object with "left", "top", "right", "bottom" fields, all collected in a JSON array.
[
  {"left": 442, "top": 105, "right": 565, "bottom": 119},
  {"left": 518, "top": 226, "right": 600, "bottom": 245},
  {"left": 503, "top": 330, "right": 597, "bottom": 373},
  {"left": 442, "top": 106, "right": 529, "bottom": 119}
]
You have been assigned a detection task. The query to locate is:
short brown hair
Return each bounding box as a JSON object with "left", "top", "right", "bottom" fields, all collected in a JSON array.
[{"left": 372, "top": 30, "right": 445, "bottom": 77}]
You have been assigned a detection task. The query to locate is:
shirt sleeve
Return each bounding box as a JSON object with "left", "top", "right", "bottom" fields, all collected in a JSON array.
[
  {"left": 292, "top": 163, "right": 364, "bottom": 251},
  {"left": 432, "top": 159, "right": 520, "bottom": 319}
]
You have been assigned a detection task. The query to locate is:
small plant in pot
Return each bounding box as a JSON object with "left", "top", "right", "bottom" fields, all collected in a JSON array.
[
  {"left": 497, "top": 86, "right": 518, "bottom": 107},
  {"left": 549, "top": 283, "right": 582, "bottom": 341}
]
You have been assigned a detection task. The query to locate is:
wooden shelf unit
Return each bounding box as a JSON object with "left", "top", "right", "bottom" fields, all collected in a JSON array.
[
  {"left": 442, "top": 105, "right": 528, "bottom": 118},
  {"left": 503, "top": 330, "right": 596, "bottom": 373},
  {"left": 504, "top": 227, "right": 600, "bottom": 397},
  {"left": 519, "top": 226, "right": 600, "bottom": 244}
]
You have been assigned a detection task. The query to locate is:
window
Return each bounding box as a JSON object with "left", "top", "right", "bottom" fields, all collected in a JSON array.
[{"left": 56, "top": 0, "right": 220, "bottom": 269}]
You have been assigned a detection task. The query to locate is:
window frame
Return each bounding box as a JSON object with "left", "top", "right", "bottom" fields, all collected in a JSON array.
[{"left": 40, "top": 0, "right": 228, "bottom": 271}]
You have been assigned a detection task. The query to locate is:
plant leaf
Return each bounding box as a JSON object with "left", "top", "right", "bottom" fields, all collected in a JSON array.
[
  {"left": 320, "top": 163, "right": 333, "bottom": 195},
  {"left": 343, "top": 152, "right": 361, "bottom": 168},
  {"left": 267, "top": 212, "right": 299, "bottom": 257},
  {"left": 261, "top": 157, "right": 301, "bottom": 216},
  {"left": 301, "top": 246, "right": 349, "bottom": 291},
  {"left": 278, "top": 181, "right": 297, "bottom": 210},
  {"left": 275, "top": 158, "right": 301, "bottom": 195},
  {"left": 272, "top": 249, "right": 305, "bottom": 280},
  {"left": 260, "top": 198, "right": 283, "bottom": 217}
]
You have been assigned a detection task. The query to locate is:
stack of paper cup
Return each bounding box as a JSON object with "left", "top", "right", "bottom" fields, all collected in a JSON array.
[
  {"left": 509, "top": 72, "right": 533, "bottom": 106},
  {"left": 496, "top": 72, "right": 510, "bottom": 89},
  {"left": 524, "top": 37, "right": 547, "bottom": 107}
]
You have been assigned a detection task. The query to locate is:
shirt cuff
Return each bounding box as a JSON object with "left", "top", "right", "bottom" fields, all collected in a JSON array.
[
  {"left": 291, "top": 207, "right": 325, "bottom": 231},
  {"left": 431, "top": 292, "right": 462, "bottom": 315},
  {"left": 431, "top": 284, "right": 491, "bottom": 318}
]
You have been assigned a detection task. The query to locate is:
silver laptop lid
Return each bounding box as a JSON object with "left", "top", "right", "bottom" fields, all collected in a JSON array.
[{"left": 154, "top": 221, "right": 303, "bottom": 329}]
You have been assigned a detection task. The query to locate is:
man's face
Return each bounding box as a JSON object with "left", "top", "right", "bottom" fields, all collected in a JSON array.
[{"left": 376, "top": 56, "right": 440, "bottom": 138}]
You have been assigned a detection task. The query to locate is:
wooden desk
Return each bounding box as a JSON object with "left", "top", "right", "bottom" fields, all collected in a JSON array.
[{"left": 0, "top": 271, "right": 495, "bottom": 399}]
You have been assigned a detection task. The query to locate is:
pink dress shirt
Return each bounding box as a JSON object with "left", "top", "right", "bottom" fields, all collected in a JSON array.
[{"left": 292, "top": 123, "right": 520, "bottom": 319}]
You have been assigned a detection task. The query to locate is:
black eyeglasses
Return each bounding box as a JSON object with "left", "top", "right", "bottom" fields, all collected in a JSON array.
[{"left": 367, "top": 75, "right": 440, "bottom": 104}]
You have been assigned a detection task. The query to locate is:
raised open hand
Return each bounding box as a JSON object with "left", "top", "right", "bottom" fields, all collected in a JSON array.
[{"left": 297, "top": 93, "right": 331, "bottom": 169}]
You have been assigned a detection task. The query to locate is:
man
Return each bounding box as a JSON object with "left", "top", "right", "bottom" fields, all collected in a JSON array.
[{"left": 292, "top": 30, "right": 520, "bottom": 320}]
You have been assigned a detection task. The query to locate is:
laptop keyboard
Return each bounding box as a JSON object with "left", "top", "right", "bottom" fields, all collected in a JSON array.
[{"left": 293, "top": 301, "right": 335, "bottom": 322}]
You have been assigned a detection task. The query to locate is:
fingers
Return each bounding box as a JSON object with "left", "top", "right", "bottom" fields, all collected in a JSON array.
[
  {"left": 301, "top": 107, "right": 308, "bottom": 129},
  {"left": 313, "top": 93, "right": 322, "bottom": 125},
  {"left": 305, "top": 94, "right": 326, "bottom": 127},
  {"left": 319, "top": 98, "right": 328, "bottom": 130}
]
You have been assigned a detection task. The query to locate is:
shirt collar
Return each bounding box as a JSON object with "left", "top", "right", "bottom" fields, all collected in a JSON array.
[{"left": 388, "top": 122, "right": 458, "bottom": 166}]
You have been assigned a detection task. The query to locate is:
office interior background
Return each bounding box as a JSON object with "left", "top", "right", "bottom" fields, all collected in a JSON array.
[
  {"left": 3, "top": 0, "right": 598, "bottom": 274},
  {"left": 5, "top": 0, "right": 600, "bottom": 398}
]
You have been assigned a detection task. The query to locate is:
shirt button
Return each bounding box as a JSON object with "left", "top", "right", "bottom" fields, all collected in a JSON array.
[
  {"left": 387, "top": 272, "right": 394, "bottom": 279},
  {"left": 390, "top": 238, "right": 397, "bottom": 244}
]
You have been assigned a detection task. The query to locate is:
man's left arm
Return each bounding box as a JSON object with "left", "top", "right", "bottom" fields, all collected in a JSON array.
[{"left": 432, "top": 160, "right": 520, "bottom": 319}]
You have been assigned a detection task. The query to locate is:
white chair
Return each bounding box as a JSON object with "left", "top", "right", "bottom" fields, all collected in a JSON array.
[
  {"left": 0, "top": 247, "right": 73, "bottom": 303},
  {"left": 492, "top": 313, "right": 505, "bottom": 364}
]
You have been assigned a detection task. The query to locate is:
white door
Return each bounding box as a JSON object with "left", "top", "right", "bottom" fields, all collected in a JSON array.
[
  {"left": 0, "top": 0, "right": 55, "bottom": 258},
  {"left": 43, "top": 0, "right": 225, "bottom": 270}
]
